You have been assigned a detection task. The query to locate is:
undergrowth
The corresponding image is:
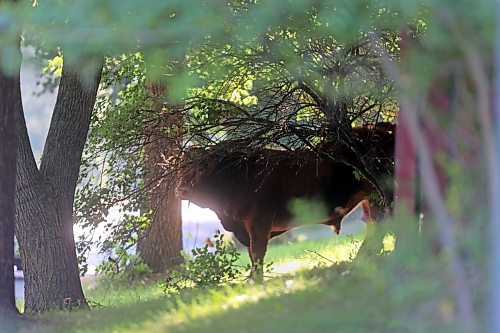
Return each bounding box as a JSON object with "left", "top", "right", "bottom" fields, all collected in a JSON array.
[{"left": 162, "top": 230, "right": 271, "bottom": 292}]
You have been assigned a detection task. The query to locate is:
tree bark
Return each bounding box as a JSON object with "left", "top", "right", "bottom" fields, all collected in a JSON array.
[
  {"left": 0, "top": 48, "right": 21, "bottom": 320},
  {"left": 139, "top": 157, "right": 183, "bottom": 272},
  {"left": 138, "top": 83, "right": 183, "bottom": 273},
  {"left": 15, "top": 60, "right": 102, "bottom": 313}
]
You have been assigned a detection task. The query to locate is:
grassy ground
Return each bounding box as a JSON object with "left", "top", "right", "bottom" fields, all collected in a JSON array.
[
  {"left": 24, "top": 227, "right": 469, "bottom": 333},
  {"left": 80, "top": 234, "right": 362, "bottom": 309}
]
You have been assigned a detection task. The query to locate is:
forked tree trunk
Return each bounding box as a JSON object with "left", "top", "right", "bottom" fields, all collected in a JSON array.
[
  {"left": 0, "top": 48, "right": 21, "bottom": 320},
  {"left": 138, "top": 83, "right": 183, "bottom": 272},
  {"left": 15, "top": 61, "right": 102, "bottom": 313}
]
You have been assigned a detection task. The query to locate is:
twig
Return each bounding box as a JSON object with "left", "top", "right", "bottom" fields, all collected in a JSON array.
[{"left": 305, "top": 249, "right": 335, "bottom": 264}]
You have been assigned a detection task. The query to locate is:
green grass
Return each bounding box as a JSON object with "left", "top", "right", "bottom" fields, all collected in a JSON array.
[
  {"left": 82, "top": 275, "right": 165, "bottom": 308},
  {"left": 29, "top": 228, "right": 468, "bottom": 333},
  {"left": 234, "top": 232, "right": 364, "bottom": 268},
  {"left": 81, "top": 233, "right": 362, "bottom": 308}
]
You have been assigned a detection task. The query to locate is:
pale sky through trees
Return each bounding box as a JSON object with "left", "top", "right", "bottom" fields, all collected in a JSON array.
[{"left": 20, "top": 49, "right": 55, "bottom": 160}]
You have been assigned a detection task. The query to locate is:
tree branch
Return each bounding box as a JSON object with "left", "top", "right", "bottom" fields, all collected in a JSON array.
[{"left": 39, "top": 60, "right": 102, "bottom": 205}]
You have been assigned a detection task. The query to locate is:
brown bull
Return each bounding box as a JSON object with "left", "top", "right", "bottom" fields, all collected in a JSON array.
[{"left": 176, "top": 124, "right": 395, "bottom": 277}]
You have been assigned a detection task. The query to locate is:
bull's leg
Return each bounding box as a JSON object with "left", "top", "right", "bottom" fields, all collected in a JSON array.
[
  {"left": 248, "top": 226, "right": 271, "bottom": 281},
  {"left": 359, "top": 199, "right": 375, "bottom": 223},
  {"left": 327, "top": 192, "right": 366, "bottom": 235},
  {"left": 357, "top": 200, "right": 386, "bottom": 256}
]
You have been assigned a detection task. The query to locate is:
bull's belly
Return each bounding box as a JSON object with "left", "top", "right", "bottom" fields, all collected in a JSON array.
[
  {"left": 270, "top": 225, "right": 293, "bottom": 232},
  {"left": 270, "top": 217, "right": 295, "bottom": 232}
]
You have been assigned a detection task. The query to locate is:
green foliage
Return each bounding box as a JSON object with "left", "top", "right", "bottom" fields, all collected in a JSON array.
[
  {"left": 162, "top": 231, "right": 254, "bottom": 292},
  {"left": 95, "top": 246, "right": 150, "bottom": 281},
  {"left": 74, "top": 54, "right": 152, "bottom": 274},
  {"left": 89, "top": 213, "right": 152, "bottom": 278},
  {"left": 76, "top": 212, "right": 151, "bottom": 277},
  {"left": 0, "top": 0, "right": 493, "bottom": 95},
  {"left": 96, "top": 215, "right": 151, "bottom": 278},
  {"left": 43, "top": 53, "right": 63, "bottom": 77},
  {"left": 287, "top": 198, "right": 328, "bottom": 226}
]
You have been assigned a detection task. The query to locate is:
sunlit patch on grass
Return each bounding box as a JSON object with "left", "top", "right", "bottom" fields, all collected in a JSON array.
[
  {"left": 272, "top": 260, "right": 306, "bottom": 274},
  {"left": 83, "top": 276, "right": 165, "bottom": 308},
  {"left": 267, "top": 237, "right": 362, "bottom": 277},
  {"left": 142, "top": 278, "right": 315, "bottom": 332},
  {"left": 383, "top": 233, "right": 396, "bottom": 252},
  {"left": 221, "top": 290, "right": 266, "bottom": 310},
  {"left": 327, "top": 239, "right": 363, "bottom": 262}
]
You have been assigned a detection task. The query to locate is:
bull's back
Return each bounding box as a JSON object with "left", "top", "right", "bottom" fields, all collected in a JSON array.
[{"left": 275, "top": 160, "right": 368, "bottom": 201}]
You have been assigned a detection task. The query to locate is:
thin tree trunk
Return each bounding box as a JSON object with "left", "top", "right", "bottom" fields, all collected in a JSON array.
[
  {"left": 0, "top": 47, "right": 21, "bottom": 321},
  {"left": 139, "top": 83, "right": 183, "bottom": 273},
  {"left": 15, "top": 60, "right": 102, "bottom": 313}
]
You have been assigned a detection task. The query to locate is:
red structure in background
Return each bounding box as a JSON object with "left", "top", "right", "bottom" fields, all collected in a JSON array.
[
  {"left": 394, "top": 30, "right": 418, "bottom": 215},
  {"left": 394, "top": 112, "right": 417, "bottom": 214},
  {"left": 394, "top": 30, "right": 450, "bottom": 216}
]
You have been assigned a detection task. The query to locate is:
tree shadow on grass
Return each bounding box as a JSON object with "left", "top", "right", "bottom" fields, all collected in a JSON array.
[{"left": 34, "top": 297, "right": 171, "bottom": 333}]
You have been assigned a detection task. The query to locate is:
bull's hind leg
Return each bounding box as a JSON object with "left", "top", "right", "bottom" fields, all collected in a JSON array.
[{"left": 248, "top": 224, "right": 271, "bottom": 281}]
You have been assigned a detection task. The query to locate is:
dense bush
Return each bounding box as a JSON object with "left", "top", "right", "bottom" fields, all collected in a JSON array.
[{"left": 163, "top": 231, "right": 271, "bottom": 292}]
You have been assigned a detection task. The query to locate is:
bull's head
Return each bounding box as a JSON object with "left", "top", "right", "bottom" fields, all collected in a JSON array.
[
  {"left": 175, "top": 147, "right": 217, "bottom": 203},
  {"left": 176, "top": 163, "right": 208, "bottom": 199}
]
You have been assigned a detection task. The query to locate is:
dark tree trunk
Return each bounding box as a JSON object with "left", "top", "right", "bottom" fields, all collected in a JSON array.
[
  {"left": 139, "top": 83, "right": 183, "bottom": 273},
  {"left": 0, "top": 50, "right": 21, "bottom": 320},
  {"left": 15, "top": 61, "right": 102, "bottom": 313},
  {"left": 139, "top": 164, "right": 183, "bottom": 272}
]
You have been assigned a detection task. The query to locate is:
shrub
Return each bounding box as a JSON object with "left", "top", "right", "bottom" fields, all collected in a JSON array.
[
  {"left": 163, "top": 230, "right": 256, "bottom": 292},
  {"left": 95, "top": 245, "right": 150, "bottom": 280}
]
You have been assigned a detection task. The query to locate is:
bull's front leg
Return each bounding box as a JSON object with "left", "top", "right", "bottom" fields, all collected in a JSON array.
[{"left": 247, "top": 223, "right": 271, "bottom": 281}]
